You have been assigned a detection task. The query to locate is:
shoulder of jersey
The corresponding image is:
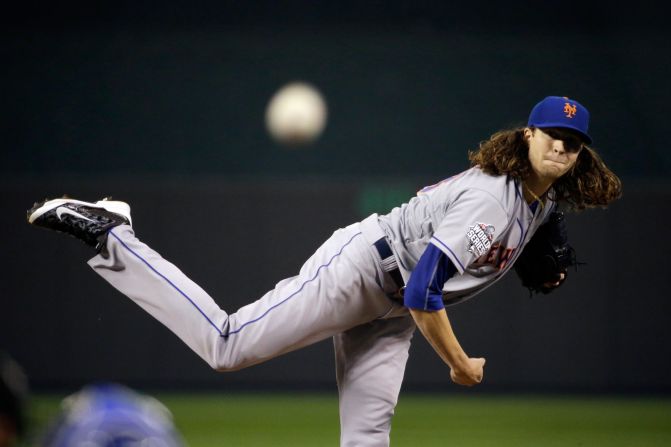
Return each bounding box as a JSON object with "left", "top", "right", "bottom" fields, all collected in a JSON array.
[
  {"left": 453, "top": 167, "right": 509, "bottom": 192},
  {"left": 419, "top": 167, "right": 518, "bottom": 211},
  {"left": 458, "top": 167, "right": 521, "bottom": 214}
]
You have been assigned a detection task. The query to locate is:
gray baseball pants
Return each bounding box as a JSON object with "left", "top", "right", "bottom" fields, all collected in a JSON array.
[{"left": 88, "top": 219, "right": 416, "bottom": 446}]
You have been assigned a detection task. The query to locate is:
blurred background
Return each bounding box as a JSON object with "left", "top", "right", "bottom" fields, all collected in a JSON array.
[{"left": 1, "top": 0, "right": 670, "bottom": 444}]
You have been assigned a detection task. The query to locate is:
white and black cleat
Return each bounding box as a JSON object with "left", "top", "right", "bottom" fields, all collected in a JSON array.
[{"left": 27, "top": 197, "right": 132, "bottom": 250}]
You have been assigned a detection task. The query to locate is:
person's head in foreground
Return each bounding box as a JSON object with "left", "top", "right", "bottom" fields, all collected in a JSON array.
[{"left": 42, "top": 382, "right": 185, "bottom": 447}]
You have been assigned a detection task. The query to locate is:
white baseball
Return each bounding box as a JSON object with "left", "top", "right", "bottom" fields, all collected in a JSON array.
[{"left": 265, "top": 82, "right": 327, "bottom": 146}]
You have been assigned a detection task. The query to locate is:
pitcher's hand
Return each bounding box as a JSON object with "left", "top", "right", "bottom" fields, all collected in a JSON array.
[{"left": 450, "top": 357, "right": 486, "bottom": 386}]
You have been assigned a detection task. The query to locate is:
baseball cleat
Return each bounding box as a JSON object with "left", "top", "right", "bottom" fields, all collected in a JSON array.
[{"left": 27, "top": 197, "right": 132, "bottom": 250}]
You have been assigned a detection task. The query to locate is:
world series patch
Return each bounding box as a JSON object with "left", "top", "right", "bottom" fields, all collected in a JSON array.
[{"left": 466, "top": 223, "right": 495, "bottom": 256}]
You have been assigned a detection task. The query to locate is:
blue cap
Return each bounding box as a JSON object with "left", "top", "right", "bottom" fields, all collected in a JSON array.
[
  {"left": 527, "top": 96, "right": 592, "bottom": 144},
  {"left": 42, "top": 383, "right": 185, "bottom": 447}
]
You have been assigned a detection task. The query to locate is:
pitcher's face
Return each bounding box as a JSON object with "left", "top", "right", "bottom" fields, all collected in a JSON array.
[{"left": 525, "top": 127, "right": 583, "bottom": 181}]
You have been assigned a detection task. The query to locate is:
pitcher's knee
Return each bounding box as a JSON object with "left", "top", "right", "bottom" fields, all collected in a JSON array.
[
  {"left": 210, "top": 352, "right": 254, "bottom": 372},
  {"left": 212, "top": 361, "right": 233, "bottom": 372},
  {"left": 211, "top": 357, "right": 247, "bottom": 372},
  {"left": 340, "top": 427, "right": 390, "bottom": 447},
  {"left": 206, "top": 344, "right": 242, "bottom": 372},
  {"left": 340, "top": 413, "right": 392, "bottom": 447}
]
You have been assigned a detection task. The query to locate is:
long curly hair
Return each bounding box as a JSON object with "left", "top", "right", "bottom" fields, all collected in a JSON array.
[{"left": 468, "top": 128, "right": 622, "bottom": 210}]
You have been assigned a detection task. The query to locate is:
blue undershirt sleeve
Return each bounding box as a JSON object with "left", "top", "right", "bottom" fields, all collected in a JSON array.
[{"left": 403, "top": 243, "right": 458, "bottom": 311}]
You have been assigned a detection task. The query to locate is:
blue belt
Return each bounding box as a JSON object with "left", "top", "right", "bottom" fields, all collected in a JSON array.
[{"left": 373, "top": 238, "right": 405, "bottom": 295}]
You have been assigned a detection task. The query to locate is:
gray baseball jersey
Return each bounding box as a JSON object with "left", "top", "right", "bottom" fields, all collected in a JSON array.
[
  {"left": 87, "top": 166, "right": 552, "bottom": 447},
  {"left": 379, "top": 166, "right": 554, "bottom": 306}
]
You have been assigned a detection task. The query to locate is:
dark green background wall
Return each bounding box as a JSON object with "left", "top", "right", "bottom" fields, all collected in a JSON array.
[{"left": 3, "top": 2, "right": 669, "bottom": 180}]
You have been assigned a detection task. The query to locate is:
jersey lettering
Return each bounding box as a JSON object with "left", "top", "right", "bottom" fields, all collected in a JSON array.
[{"left": 469, "top": 243, "right": 516, "bottom": 271}]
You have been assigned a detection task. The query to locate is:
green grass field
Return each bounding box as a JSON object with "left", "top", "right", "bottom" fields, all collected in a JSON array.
[{"left": 27, "top": 393, "right": 671, "bottom": 446}]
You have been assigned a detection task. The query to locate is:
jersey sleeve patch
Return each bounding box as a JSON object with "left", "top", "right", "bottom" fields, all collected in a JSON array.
[
  {"left": 430, "top": 188, "right": 509, "bottom": 273},
  {"left": 466, "top": 223, "right": 495, "bottom": 257}
]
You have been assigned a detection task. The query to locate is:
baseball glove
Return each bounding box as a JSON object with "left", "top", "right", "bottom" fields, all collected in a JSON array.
[{"left": 513, "top": 211, "right": 578, "bottom": 295}]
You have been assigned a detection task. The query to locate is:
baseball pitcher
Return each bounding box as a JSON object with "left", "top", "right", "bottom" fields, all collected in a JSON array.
[{"left": 27, "top": 96, "right": 622, "bottom": 446}]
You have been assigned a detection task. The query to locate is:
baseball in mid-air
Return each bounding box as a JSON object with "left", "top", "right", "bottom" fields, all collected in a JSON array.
[{"left": 265, "top": 82, "right": 328, "bottom": 147}]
